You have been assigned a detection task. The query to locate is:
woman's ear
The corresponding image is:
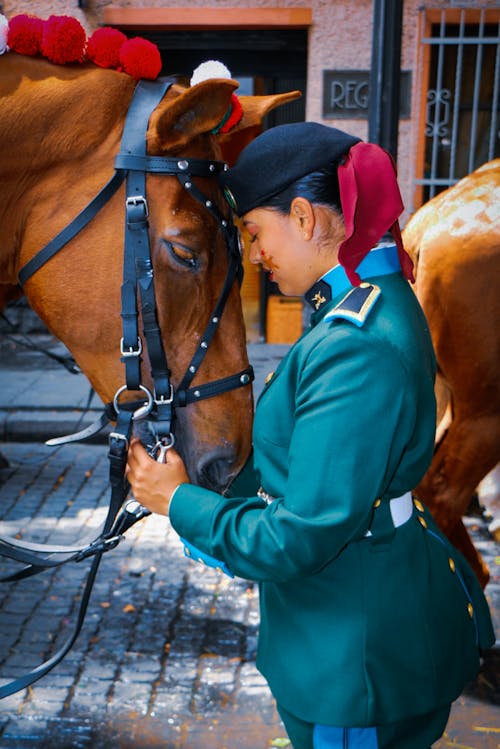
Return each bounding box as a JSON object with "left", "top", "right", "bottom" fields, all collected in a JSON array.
[{"left": 290, "top": 197, "right": 315, "bottom": 240}]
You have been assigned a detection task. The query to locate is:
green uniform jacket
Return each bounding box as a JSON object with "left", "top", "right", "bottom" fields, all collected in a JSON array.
[{"left": 170, "top": 269, "right": 495, "bottom": 727}]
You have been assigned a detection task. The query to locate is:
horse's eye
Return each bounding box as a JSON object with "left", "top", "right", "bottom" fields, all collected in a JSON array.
[{"left": 166, "top": 241, "right": 198, "bottom": 270}]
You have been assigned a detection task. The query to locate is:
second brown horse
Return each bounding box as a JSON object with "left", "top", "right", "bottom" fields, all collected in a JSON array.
[{"left": 403, "top": 159, "right": 500, "bottom": 587}]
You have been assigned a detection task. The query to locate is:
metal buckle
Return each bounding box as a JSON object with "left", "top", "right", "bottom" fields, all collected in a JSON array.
[
  {"left": 108, "top": 431, "right": 129, "bottom": 451},
  {"left": 126, "top": 195, "right": 149, "bottom": 219},
  {"left": 154, "top": 384, "right": 174, "bottom": 405},
  {"left": 120, "top": 337, "right": 142, "bottom": 358}
]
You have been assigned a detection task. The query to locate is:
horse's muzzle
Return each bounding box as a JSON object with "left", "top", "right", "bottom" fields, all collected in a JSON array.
[
  {"left": 132, "top": 419, "right": 236, "bottom": 494},
  {"left": 196, "top": 448, "right": 238, "bottom": 494}
]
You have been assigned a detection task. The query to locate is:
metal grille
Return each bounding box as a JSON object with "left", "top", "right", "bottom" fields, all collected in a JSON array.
[{"left": 416, "top": 8, "right": 500, "bottom": 201}]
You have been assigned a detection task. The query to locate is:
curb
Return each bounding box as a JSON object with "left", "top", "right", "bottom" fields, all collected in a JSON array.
[
  {"left": 0, "top": 409, "right": 111, "bottom": 445},
  {"left": 0, "top": 342, "right": 291, "bottom": 445}
]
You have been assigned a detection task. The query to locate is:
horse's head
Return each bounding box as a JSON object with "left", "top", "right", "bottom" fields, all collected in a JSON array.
[
  {"left": 8, "top": 60, "right": 299, "bottom": 491},
  {"left": 135, "top": 79, "right": 304, "bottom": 490},
  {"left": 131, "top": 78, "right": 253, "bottom": 490}
]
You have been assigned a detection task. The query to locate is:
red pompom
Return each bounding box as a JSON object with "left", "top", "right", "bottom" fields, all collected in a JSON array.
[
  {"left": 7, "top": 14, "right": 44, "bottom": 56},
  {"left": 87, "top": 27, "right": 127, "bottom": 69},
  {"left": 119, "top": 37, "right": 162, "bottom": 80},
  {"left": 41, "top": 15, "right": 86, "bottom": 65},
  {"left": 220, "top": 93, "right": 244, "bottom": 133}
]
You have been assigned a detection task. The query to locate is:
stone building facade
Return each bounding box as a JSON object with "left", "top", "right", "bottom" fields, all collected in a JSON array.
[{"left": 2, "top": 0, "right": 499, "bottom": 338}]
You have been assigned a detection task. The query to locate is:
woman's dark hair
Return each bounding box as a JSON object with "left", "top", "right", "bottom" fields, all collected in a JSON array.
[{"left": 263, "top": 164, "right": 342, "bottom": 215}]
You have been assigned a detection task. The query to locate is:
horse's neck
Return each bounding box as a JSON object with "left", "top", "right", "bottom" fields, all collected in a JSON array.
[
  {"left": 0, "top": 56, "right": 135, "bottom": 282},
  {"left": 0, "top": 55, "right": 134, "bottom": 174}
]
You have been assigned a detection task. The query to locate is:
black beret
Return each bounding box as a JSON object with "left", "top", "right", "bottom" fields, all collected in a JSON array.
[{"left": 222, "top": 122, "right": 361, "bottom": 216}]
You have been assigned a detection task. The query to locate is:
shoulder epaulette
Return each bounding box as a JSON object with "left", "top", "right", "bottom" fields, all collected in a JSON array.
[{"left": 324, "top": 283, "right": 381, "bottom": 327}]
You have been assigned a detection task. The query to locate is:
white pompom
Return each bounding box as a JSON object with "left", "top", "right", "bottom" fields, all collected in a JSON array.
[
  {"left": 190, "top": 60, "right": 232, "bottom": 87},
  {"left": 0, "top": 14, "right": 9, "bottom": 55}
]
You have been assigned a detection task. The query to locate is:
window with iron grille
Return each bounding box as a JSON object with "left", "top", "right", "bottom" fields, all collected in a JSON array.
[{"left": 414, "top": 8, "right": 499, "bottom": 205}]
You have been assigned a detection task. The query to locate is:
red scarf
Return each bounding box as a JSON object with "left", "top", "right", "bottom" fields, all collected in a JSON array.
[{"left": 337, "top": 142, "right": 414, "bottom": 285}]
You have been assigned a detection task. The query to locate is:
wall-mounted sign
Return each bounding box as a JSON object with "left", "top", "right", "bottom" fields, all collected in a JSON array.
[{"left": 322, "top": 70, "right": 411, "bottom": 119}]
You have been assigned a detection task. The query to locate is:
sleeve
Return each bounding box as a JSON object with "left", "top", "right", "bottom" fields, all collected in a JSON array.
[{"left": 169, "top": 330, "right": 414, "bottom": 583}]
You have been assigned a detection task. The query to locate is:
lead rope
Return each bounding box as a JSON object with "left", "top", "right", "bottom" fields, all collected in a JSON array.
[{"left": 0, "top": 310, "right": 81, "bottom": 374}]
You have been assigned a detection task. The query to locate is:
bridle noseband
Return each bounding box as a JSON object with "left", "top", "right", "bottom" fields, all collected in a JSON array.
[{"left": 0, "top": 78, "right": 253, "bottom": 698}]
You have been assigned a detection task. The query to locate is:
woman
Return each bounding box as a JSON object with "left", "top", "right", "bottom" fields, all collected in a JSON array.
[{"left": 125, "top": 123, "right": 495, "bottom": 749}]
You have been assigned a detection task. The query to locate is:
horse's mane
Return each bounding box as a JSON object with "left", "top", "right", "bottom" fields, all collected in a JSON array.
[{"left": 0, "top": 54, "right": 136, "bottom": 176}]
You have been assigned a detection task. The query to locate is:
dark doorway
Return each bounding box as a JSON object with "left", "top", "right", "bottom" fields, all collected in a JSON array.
[
  {"left": 137, "top": 28, "right": 308, "bottom": 339},
  {"left": 138, "top": 29, "right": 307, "bottom": 126}
]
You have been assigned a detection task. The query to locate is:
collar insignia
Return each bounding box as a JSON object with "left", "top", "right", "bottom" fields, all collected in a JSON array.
[
  {"left": 312, "top": 291, "right": 326, "bottom": 310},
  {"left": 304, "top": 279, "right": 332, "bottom": 311}
]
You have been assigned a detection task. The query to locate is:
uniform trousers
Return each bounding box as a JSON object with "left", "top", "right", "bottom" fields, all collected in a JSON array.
[{"left": 277, "top": 702, "right": 451, "bottom": 749}]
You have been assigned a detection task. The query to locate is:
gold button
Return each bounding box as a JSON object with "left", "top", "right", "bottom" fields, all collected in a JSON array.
[
  {"left": 468, "top": 603, "right": 474, "bottom": 619},
  {"left": 265, "top": 371, "right": 275, "bottom": 385},
  {"left": 413, "top": 498, "right": 424, "bottom": 513},
  {"left": 184, "top": 546, "right": 191, "bottom": 557},
  {"left": 373, "top": 498, "right": 381, "bottom": 508},
  {"left": 448, "top": 557, "right": 456, "bottom": 573},
  {"left": 418, "top": 516, "right": 428, "bottom": 529},
  {"left": 215, "top": 567, "right": 223, "bottom": 574},
  {"left": 197, "top": 557, "right": 206, "bottom": 565}
]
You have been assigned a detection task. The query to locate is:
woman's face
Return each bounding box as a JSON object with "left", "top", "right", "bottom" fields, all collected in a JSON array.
[{"left": 242, "top": 205, "right": 336, "bottom": 296}]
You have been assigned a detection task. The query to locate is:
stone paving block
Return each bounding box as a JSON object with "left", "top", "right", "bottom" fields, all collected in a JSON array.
[
  {"left": 0, "top": 717, "right": 52, "bottom": 746},
  {"left": 77, "top": 661, "right": 117, "bottom": 682},
  {"left": 155, "top": 684, "right": 190, "bottom": 713},
  {"left": 73, "top": 677, "right": 112, "bottom": 698},
  {"left": 22, "top": 698, "right": 64, "bottom": 717},
  {"left": 119, "top": 664, "right": 161, "bottom": 685},
  {"left": 67, "top": 690, "right": 108, "bottom": 715},
  {"left": 0, "top": 690, "right": 26, "bottom": 713},
  {"left": 108, "top": 680, "right": 152, "bottom": 715}
]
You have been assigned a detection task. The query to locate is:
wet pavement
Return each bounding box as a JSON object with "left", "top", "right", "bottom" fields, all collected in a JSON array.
[{"left": 0, "top": 329, "right": 498, "bottom": 748}]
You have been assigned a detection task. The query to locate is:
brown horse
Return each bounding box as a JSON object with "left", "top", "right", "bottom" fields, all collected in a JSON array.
[
  {"left": 403, "top": 159, "right": 500, "bottom": 587},
  {"left": 0, "top": 52, "right": 299, "bottom": 491}
]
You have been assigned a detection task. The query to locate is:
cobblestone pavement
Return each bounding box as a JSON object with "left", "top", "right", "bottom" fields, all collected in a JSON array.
[
  {"left": 0, "top": 335, "right": 498, "bottom": 748},
  {"left": 0, "top": 441, "right": 284, "bottom": 749}
]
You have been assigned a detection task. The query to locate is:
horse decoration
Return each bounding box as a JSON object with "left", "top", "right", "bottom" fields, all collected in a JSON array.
[
  {"left": 0, "top": 13, "right": 300, "bottom": 696},
  {"left": 403, "top": 159, "right": 500, "bottom": 588}
]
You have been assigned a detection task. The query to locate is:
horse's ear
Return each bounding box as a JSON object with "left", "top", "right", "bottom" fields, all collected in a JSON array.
[
  {"left": 218, "top": 90, "right": 302, "bottom": 166},
  {"left": 149, "top": 79, "right": 239, "bottom": 152}
]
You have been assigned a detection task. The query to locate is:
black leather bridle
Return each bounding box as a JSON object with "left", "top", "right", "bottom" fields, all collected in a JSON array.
[{"left": 0, "top": 78, "right": 253, "bottom": 697}]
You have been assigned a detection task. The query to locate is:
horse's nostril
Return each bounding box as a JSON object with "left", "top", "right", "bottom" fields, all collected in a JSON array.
[{"left": 197, "top": 449, "right": 237, "bottom": 493}]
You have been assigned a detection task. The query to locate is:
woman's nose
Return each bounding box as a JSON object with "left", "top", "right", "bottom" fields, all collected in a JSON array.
[{"left": 248, "top": 242, "right": 261, "bottom": 265}]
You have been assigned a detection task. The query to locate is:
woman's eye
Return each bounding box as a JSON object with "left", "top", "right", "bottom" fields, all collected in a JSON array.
[
  {"left": 167, "top": 242, "right": 198, "bottom": 269},
  {"left": 249, "top": 234, "right": 258, "bottom": 244}
]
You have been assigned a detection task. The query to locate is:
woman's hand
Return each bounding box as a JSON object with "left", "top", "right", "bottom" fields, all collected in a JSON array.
[{"left": 125, "top": 438, "right": 190, "bottom": 516}]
